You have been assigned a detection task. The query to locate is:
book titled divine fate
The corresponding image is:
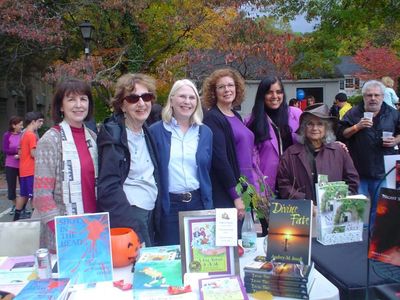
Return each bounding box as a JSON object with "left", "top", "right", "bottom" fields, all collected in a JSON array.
[{"left": 267, "top": 199, "right": 312, "bottom": 265}]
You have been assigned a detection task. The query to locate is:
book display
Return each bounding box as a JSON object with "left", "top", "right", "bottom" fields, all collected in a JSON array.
[
  {"left": 55, "top": 212, "right": 113, "bottom": 285},
  {"left": 266, "top": 199, "right": 313, "bottom": 265},
  {"left": 315, "top": 178, "right": 368, "bottom": 245}
]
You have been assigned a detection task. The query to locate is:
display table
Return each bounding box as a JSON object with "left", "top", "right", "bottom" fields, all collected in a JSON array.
[
  {"left": 1, "top": 239, "right": 339, "bottom": 299},
  {"left": 68, "top": 238, "right": 339, "bottom": 300},
  {"left": 311, "top": 231, "right": 396, "bottom": 300}
]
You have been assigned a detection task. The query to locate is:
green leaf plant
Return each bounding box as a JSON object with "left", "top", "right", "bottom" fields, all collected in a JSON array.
[{"left": 235, "top": 174, "right": 274, "bottom": 223}]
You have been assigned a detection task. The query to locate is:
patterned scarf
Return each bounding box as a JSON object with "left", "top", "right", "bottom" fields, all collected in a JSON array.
[{"left": 59, "top": 120, "right": 98, "bottom": 215}]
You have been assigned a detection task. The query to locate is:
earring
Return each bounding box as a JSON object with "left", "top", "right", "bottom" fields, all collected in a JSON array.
[{"left": 60, "top": 111, "right": 64, "bottom": 119}]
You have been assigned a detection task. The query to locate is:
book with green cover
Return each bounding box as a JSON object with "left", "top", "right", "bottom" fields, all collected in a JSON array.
[
  {"left": 315, "top": 178, "right": 367, "bottom": 245},
  {"left": 133, "top": 245, "right": 184, "bottom": 300}
]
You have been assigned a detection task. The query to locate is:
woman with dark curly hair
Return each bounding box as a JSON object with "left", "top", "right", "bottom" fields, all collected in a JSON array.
[{"left": 203, "top": 68, "right": 255, "bottom": 226}]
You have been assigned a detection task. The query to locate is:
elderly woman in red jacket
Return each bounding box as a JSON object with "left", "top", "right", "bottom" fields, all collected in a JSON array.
[{"left": 277, "top": 104, "right": 359, "bottom": 204}]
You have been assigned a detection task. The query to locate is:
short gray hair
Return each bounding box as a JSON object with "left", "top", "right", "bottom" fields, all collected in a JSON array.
[
  {"left": 297, "top": 115, "right": 336, "bottom": 145},
  {"left": 362, "top": 80, "right": 385, "bottom": 96},
  {"left": 162, "top": 79, "right": 203, "bottom": 125}
]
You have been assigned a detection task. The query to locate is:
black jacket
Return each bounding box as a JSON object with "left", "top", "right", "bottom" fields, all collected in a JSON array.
[
  {"left": 96, "top": 113, "right": 161, "bottom": 243},
  {"left": 203, "top": 106, "right": 241, "bottom": 208},
  {"left": 337, "top": 102, "right": 400, "bottom": 179}
]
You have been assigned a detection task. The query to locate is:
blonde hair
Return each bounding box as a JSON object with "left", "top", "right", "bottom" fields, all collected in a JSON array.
[
  {"left": 202, "top": 68, "right": 245, "bottom": 109},
  {"left": 162, "top": 79, "right": 203, "bottom": 125},
  {"left": 111, "top": 73, "right": 157, "bottom": 114},
  {"left": 382, "top": 76, "right": 394, "bottom": 88}
]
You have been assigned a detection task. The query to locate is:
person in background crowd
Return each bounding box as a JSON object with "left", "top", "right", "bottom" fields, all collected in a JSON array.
[
  {"left": 335, "top": 92, "right": 352, "bottom": 120},
  {"left": 203, "top": 68, "right": 254, "bottom": 235},
  {"left": 306, "top": 95, "right": 316, "bottom": 107},
  {"left": 382, "top": 76, "right": 399, "bottom": 109},
  {"left": 97, "top": 73, "right": 160, "bottom": 247},
  {"left": 147, "top": 103, "right": 163, "bottom": 126},
  {"left": 277, "top": 104, "right": 359, "bottom": 204},
  {"left": 329, "top": 101, "right": 339, "bottom": 119},
  {"left": 35, "top": 112, "right": 45, "bottom": 138},
  {"left": 337, "top": 80, "right": 400, "bottom": 226},
  {"left": 14, "top": 112, "right": 42, "bottom": 221},
  {"left": 33, "top": 79, "right": 97, "bottom": 251},
  {"left": 246, "top": 76, "right": 302, "bottom": 235},
  {"left": 289, "top": 98, "right": 299, "bottom": 108},
  {"left": 2, "top": 116, "right": 23, "bottom": 215},
  {"left": 150, "top": 79, "right": 212, "bottom": 245}
]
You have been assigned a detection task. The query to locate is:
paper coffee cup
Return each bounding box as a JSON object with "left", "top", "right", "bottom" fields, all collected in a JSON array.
[{"left": 363, "top": 112, "right": 373, "bottom": 120}]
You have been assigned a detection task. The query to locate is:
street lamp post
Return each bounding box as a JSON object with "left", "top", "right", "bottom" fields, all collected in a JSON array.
[{"left": 79, "top": 20, "right": 94, "bottom": 58}]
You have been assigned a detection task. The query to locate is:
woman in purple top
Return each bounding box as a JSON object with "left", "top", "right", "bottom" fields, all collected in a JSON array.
[
  {"left": 2, "top": 116, "right": 24, "bottom": 213},
  {"left": 203, "top": 68, "right": 255, "bottom": 226},
  {"left": 246, "top": 77, "right": 302, "bottom": 235}
]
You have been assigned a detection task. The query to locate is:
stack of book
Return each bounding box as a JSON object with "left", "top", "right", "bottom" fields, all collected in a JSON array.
[{"left": 243, "top": 260, "right": 315, "bottom": 299}]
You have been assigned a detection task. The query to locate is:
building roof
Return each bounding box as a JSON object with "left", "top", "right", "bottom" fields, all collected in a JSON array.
[{"left": 334, "top": 56, "right": 365, "bottom": 76}]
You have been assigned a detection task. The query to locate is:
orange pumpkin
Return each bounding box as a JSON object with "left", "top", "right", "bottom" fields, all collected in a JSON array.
[{"left": 110, "top": 227, "right": 141, "bottom": 267}]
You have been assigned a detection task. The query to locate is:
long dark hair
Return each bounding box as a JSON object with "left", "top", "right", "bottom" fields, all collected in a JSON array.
[{"left": 248, "top": 76, "right": 291, "bottom": 145}]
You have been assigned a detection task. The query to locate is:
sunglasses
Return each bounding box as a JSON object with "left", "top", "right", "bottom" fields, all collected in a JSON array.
[{"left": 123, "top": 92, "right": 155, "bottom": 104}]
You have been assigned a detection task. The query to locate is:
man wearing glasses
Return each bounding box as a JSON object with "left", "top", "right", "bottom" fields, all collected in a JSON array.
[{"left": 338, "top": 80, "right": 400, "bottom": 227}]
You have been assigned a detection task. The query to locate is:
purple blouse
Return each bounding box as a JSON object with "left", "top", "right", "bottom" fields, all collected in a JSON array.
[
  {"left": 2, "top": 131, "right": 21, "bottom": 168},
  {"left": 226, "top": 115, "right": 256, "bottom": 186}
]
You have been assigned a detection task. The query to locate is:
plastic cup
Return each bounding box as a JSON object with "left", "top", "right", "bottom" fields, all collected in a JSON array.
[
  {"left": 363, "top": 112, "right": 373, "bottom": 120},
  {"left": 382, "top": 131, "right": 393, "bottom": 139}
]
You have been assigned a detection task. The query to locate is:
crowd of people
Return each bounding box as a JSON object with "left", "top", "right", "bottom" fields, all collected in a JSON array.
[{"left": 2, "top": 70, "right": 399, "bottom": 249}]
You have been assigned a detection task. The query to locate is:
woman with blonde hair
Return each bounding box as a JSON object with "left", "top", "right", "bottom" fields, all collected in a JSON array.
[
  {"left": 382, "top": 76, "right": 399, "bottom": 109},
  {"left": 150, "top": 79, "right": 212, "bottom": 245},
  {"left": 203, "top": 68, "right": 255, "bottom": 231},
  {"left": 97, "top": 73, "right": 161, "bottom": 247}
]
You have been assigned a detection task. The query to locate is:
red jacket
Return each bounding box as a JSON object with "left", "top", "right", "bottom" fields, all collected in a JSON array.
[{"left": 277, "top": 142, "right": 359, "bottom": 204}]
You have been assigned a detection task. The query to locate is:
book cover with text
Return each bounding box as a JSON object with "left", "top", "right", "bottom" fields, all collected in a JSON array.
[
  {"left": 369, "top": 188, "right": 400, "bottom": 267},
  {"left": 266, "top": 200, "right": 312, "bottom": 265},
  {"left": 55, "top": 212, "right": 113, "bottom": 285},
  {"left": 14, "top": 278, "right": 70, "bottom": 300}
]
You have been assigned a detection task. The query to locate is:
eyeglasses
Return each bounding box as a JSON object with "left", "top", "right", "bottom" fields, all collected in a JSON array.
[
  {"left": 365, "top": 93, "right": 382, "bottom": 98},
  {"left": 216, "top": 83, "right": 235, "bottom": 91},
  {"left": 123, "top": 93, "right": 155, "bottom": 104}
]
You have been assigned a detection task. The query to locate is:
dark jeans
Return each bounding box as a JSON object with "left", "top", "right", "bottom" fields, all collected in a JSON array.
[
  {"left": 158, "top": 190, "right": 204, "bottom": 246},
  {"left": 5, "top": 166, "right": 19, "bottom": 201},
  {"left": 130, "top": 205, "right": 153, "bottom": 247}
]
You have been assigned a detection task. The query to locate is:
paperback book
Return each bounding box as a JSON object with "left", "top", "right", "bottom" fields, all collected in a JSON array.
[
  {"left": 0, "top": 256, "right": 36, "bottom": 284},
  {"left": 55, "top": 212, "right": 113, "bottom": 285},
  {"left": 266, "top": 199, "right": 312, "bottom": 265},
  {"left": 133, "top": 245, "right": 186, "bottom": 300},
  {"left": 13, "top": 278, "right": 70, "bottom": 300},
  {"left": 315, "top": 178, "right": 367, "bottom": 245},
  {"left": 369, "top": 188, "right": 400, "bottom": 267},
  {"left": 199, "top": 275, "right": 248, "bottom": 300}
]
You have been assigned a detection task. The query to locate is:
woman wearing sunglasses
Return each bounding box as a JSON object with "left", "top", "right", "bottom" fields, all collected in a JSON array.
[
  {"left": 149, "top": 79, "right": 213, "bottom": 245},
  {"left": 97, "top": 73, "right": 161, "bottom": 247}
]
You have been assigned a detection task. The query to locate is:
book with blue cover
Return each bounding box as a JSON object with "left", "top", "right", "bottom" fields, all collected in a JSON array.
[
  {"left": 14, "top": 278, "right": 70, "bottom": 300},
  {"left": 55, "top": 212, "right": 113, "bottom": 285}
]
